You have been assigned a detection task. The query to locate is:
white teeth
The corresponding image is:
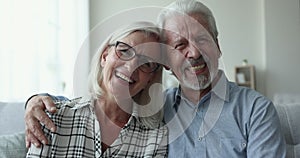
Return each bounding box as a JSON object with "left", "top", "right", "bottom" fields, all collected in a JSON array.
[
  {"left": 116, "top": 72, "right": 133, "bottom": 83},
  {"left": 192, "top": 64, "right": 205, "bottom": 70}
]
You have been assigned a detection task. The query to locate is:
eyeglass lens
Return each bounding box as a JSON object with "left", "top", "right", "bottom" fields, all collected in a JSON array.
[{"left": 114, "top": 41, "right": 159, "bottom": 73}]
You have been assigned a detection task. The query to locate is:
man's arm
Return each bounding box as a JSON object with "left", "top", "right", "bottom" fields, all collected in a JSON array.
[{"left": 24, "top": 94, "right": 69, "bottom": 148}]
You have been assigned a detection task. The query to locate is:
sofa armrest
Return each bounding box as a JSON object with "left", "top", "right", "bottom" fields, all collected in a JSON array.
[
  {"left": 0, "top": 132, "right": 27, "bottom": 158},
  {"left": 275, "top": 103, "right": 300, "bottom": 158}
]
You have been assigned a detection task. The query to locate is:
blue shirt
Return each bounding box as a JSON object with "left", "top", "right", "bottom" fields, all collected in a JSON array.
[{"left": 164, "top": 72, "right": 286, "bottom": 158}]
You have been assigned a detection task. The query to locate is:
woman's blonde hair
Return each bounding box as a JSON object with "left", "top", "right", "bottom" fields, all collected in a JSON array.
[{"left": 88, "top": 21, "right": 164, "bottom": 128}]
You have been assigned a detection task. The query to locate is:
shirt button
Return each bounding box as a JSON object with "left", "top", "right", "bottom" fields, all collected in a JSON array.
[
  {"left": 198, "top": 137, "right": 203, "bottom": 141},
  {"left": 242, "top": 142, "right": 247, "bottom": 148}
]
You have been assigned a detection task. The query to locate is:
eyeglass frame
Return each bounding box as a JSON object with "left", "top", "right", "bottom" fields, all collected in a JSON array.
[{"left": 108, "top": 41, "right": 161, "bottom": 73}]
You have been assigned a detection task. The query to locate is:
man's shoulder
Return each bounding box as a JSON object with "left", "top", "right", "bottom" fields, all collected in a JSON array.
[
  {"left": 229, "top": 81, "right": 265, "bottom": 97},
  {"left": 228, "top": 81, "right": 273, "bottom": 107}
]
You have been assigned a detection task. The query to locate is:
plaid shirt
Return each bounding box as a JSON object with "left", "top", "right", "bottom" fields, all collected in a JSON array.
[{"left": 26, "top": 96, "right": 168, "bottom": 158}]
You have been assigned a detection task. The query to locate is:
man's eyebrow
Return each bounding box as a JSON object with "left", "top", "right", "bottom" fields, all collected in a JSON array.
[
  {"left": 194, "top": 31, "right": 212, "bottom": 39},
  {"left": 169, "top": 34, "right": 186, "bottom": 43}
]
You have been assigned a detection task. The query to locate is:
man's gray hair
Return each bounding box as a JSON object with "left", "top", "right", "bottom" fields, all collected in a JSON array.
[{"left": 157, "top": 0, "right": 218, "bottom": 39}]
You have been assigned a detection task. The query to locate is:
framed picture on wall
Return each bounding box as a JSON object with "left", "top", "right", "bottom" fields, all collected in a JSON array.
[{"left": 236, "top": 73, "right": 246, "bottom": 83}]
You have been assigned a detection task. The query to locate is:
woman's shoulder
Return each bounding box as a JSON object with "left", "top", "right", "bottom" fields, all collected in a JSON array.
[{"left": 48, "top": 96, "right": 94, "bottom": 119}]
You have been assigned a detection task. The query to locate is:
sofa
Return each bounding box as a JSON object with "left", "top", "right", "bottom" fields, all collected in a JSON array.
[
  {"left": 0, "top": 102, "right": 27, "bottom": 157},
  {"left": 0, "top": 101, "right": 299, "bottom": 158},
  {"left": 275, "top": 103, "right": 300, "bottom": 157}
]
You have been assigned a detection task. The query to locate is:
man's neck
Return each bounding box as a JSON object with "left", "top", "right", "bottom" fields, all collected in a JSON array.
[{"left": 181, "top": 85, "right": 211, "bottom": 105}]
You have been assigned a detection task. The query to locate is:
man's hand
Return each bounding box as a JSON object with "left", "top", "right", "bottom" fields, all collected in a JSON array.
[{"left": 24, "top": 95, "right": 57, "bottom": 148}]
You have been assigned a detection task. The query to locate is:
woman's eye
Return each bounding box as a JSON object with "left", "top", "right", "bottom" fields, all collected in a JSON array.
[
  {"left": 139, "top": 57, "right": 150, "bottom": 64},
  {"left": 138, "top": 57, "right": 154, "bottom": 66},
  {"left": 140, "top": 62, "right": 158, "bottom": 70},
  {"left": 117, "top": 49, "right": 131, "bottom": 56}
]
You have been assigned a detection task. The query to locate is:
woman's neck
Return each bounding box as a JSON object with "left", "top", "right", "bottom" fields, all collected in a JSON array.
[
  {"left": 94, "top": 98, "right": 133, "bottom": 152},
  {"left": 95, "top": 98, "right": 132, "bottom": 127}
]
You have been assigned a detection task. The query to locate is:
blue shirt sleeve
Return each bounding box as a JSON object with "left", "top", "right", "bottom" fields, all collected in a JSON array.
[
  {"left": 47, "top": 94, "right": 70, "bottom": 102},
  {"left": 24, "top": 93, "right": 70, "bottom": 109}
]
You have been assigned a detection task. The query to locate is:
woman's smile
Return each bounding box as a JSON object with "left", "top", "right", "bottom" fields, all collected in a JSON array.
[{"left": 115, "top": 71, "right": 135, "bottom": 84}]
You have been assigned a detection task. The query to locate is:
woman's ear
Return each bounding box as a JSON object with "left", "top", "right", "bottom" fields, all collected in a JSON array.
[{"left": 100, "top": 46, "right": 110, "bottom": 67}]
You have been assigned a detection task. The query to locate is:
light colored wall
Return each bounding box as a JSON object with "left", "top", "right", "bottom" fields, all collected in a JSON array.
[
  {"left": 88, "top": 0, "right": 300, "bottom": 100},
  {"left": 88, "top": 0, "right": 174, "bottom": 61},
  {"left": 89, "top": 0, "right": 174, "bottom": 28},
  {"left": 265, "top": 0, "right": 300, "bottom": 99}
]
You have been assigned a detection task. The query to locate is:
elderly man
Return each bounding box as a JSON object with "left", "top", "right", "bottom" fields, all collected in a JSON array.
[{"left": 156, "top": 0, "right": 286, "bottom": 157}]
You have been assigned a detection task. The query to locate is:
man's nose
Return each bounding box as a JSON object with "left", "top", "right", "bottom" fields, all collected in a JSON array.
[{"left": 184, "top": 44, "right": 201, "bottom": 59}]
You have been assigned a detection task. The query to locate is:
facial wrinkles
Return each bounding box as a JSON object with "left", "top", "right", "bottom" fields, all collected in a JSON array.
[
  {"left": 105, "top": 35, "right": 139, "bottom": 97},
  {"left": 119, "top": 36, "right": 151, "bottom": 71},
  {"left": 120, "top": 38, "right": 161, "bottom": 95},
  {"left": 180, "top": 53, "right": 210, "bottom": 90},
  {"left": 182, "top": 37, "right": 218, "bottom": 91},
  {"left": 166, "top": 15, "right": 218, "bottom": 91}
]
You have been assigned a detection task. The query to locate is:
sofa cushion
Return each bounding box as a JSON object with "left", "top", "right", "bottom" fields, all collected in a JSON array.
[
  {"left": 0, "top": 102, "right": 25, "bottom": 135},
  {"left": 275, "top": 103, "right": 300, "bottom": 158},
  {"left": 0, "top": 132, "right": 27, "bottom": 158}
]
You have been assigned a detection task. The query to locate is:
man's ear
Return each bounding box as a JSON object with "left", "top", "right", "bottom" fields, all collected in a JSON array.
[{"left": 100, "top": 46, "right": 110, "bottom": 67}]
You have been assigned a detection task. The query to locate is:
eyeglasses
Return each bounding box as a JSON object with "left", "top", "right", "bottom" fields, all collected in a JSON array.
[{"left": 109, "top": 41, "right": 160, "bottom": 73}]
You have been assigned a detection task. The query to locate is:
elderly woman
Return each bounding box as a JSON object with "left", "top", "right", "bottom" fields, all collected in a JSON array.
[{"left": 25, "top": 21, "right": 168, "bottom": 157}]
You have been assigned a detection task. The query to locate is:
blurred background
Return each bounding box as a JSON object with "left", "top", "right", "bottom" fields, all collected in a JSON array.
[{"left": 0, "top": 0, "right": 299, "bottom": 102}]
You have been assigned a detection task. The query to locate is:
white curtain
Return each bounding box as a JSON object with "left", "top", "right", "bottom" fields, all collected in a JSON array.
[{"left": 0, "top": 0, "right": 89, "bottom": 101}]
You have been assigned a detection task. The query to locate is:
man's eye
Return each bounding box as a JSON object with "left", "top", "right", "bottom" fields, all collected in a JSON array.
[
  {"left": 198, "top": 38, "right": 207, "bottom": 44},
  {"left": 174, "top": 43, "right": 185, "bottom": 50},
  {"left": 196, "top": 36, "right": 211, "bottom": 45}
]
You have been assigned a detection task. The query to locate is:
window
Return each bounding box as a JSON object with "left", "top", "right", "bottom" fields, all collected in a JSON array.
[{"left": 0, "top": 0, "right": 89, "bottom": 101}]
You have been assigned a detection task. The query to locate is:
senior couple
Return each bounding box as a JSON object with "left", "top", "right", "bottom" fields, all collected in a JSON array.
[{"left": 24, "top": 0, "right": 286, "bottom": 157}]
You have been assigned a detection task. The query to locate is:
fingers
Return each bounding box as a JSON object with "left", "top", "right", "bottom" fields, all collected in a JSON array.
[
  {"left": 25, "top": 96, "right": 57, "bottom": 131},
  {"left": 24, "top": 95, "right": 57, "bottom": 148},
  {"left": 25, "top": 114, "right": 51, "bottom": 148},
  {"left": 25, "top": 127, "right": 42, "bottom": 148},
  {"left": 36, "top": 110, "right": 57, "bottom": 132},
  {"left": 41, "top": 96, "right": 57, "bottom": 113}
]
